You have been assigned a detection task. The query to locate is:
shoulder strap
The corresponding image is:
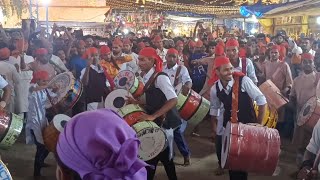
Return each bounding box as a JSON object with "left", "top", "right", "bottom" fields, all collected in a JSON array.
[
  {"left": 241, "top": 58, "right": 247, "bottom": 75},
  {"left": 143, "top": 72, "right": 162, "bottom": 92},
  {"left": 173, "top": 65, "right": 182, "bottom": 87},
  {"left": 231, "top": 76, "right": 240, "bottom": 123}
]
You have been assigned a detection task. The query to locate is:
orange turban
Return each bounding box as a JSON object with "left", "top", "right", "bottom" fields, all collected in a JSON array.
[
  {"left": 100, "top": 45, "right": 111, "bottom": 55},
  {"left": 139, "top": 47, "right": 163, "bottom": 72},
  {"left": 226, "top": 39, "right": 239, "bottom": 47},
  {"left": 271, "top": 45, "right": 281, "bottom": 51},
  {"left": 0, "top": 48, "right": 10, "bottom": 60},
  {"left": 31, "top": 70, "right": 49, "bottom": 83}
]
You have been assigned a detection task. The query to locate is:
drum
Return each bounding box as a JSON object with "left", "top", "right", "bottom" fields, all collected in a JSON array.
[
  {"left": 45, "top": 72, "right": 83, "bottom": 115},
  {"left": 259, "top": 80, "right": 288, "bottom": 110},
  {"left": 0, "top": 111, "right": 23, "bottom": 149},
  {"left": 221, "top": 122, "right": 281, "bottom": 175},
  {"left": 0, "top": 160, "right": 12, "bottom": 180},
  {"left": 175, "top": 83, "right": 210, "bottom": 123},
  {"left": 117, "top": 104, "right": 146, "bottom": 126},
  {"left": 105, "top": 89, "right": 133, "bottom": 112},
  {"left": 43, "top": 114, "right": 70, "bottom": 152},
  {"left": 132, "top": 121, "right": 167, "bottom": 161},
  {"left": 114, "top": 70, "right": 144, "bottom": 98},
  {"left": 253, "top": 103, "right": 278, "bottom": 128},
  {"left": 297, "top": 97, "right": 320, "bottom": 130}
]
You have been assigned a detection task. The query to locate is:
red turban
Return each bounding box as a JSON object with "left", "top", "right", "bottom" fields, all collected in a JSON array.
[
  {"left": 239, "top": 48, "right": 247, "bottom": 58},
  {"left": 112, "top": 38, "right": 123, "bottom": 47},
  {"left": 31, "top": 70, "right": 49, "bottom": 83},
  {"left": 153, "top": 35, "right": 162, "bottom": 42},
  {"left": 214, "top": 56, "right": 231, "bottom": 69},
  {"left": 167, "top": 48, "right": 179, "bottom": 55},
  {"left": 217, "top": 40, "right": 225, "bottom": 47},
  {"left": 138, "top": 42, "right": 145, "bottom": 49},
  {"left": 215, "top": 45, "right": 224, "bottom": 56},
  {"left": 0, "top": 48, "right": 10, "bottom": 60},
  {"left": 123, "top": 38, "right": 131, "bottom": 45},
  {"left": 226, "top": 39, "right": 239, "bottom": 47},
  {"left": 176, "top": 40, "right": 184, "bottom": 47},
  {"left": 189, "top": 41, "right": 196, "bottom": 48},
  {"left": 301, "top": 53, "right": 314, "bottom": 61},
  {"left": 100, "top": 45, "right": 111, "bottom": 55},
  {"left": 271, "top": 45, "right": 281, "bottom": 51},
  {"left": 259, "top": 46, "right": 267, "bottom": 54},
  {"left": 195, "top": 40, "right": 203, "bottom": 48},
  {"left": 35, "top": 48, "right": 48, "bottom": 56},
  {"left": 82, "top": 47, "right": 98, "bottom": 59},
  {"left": 139, "top": 47, "right": 163, "bottom": 72}
]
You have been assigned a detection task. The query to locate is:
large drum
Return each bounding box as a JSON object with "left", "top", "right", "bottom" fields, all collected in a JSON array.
[
  {"left": 221, "top": 122, "right": 281, "bottom": 175},
  {"left": 43, "top": 114, "right": 70, "bottom": 152},
  {"left": 114, "top": 70, "right": 144, "bottom": 98},
  {"left": 45, "top": 72, "right": 83, "bottom": 115},
  {"left": 105, "top": 89, "right": 133, "bottom": 112},
  {"left": 0, "top": 159, "right": 12, "bottom": 180},
  {"left": 175, "top": 83, "right": 210, "bottom": 124},
  {"left": 0, "top": 111, "right": 23, "bottom": 149},
  {"left": 297, "top": 97, "right": 320, "bottom": 130},
  {"left": 253, "top": 103, "right": 278, "bottom": 128},
  {"left": 117, "top": 104, "right": 146, "bottom": 126},
  {"left": 132, "top": 121, "right": 167, "bottom": 161},
  {"left": 259, "top": 80, "right": 288, "bottom": 110}
]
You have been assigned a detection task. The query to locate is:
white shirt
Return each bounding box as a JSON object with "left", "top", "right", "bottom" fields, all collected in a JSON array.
[
  {"left": 142, "top": 67, "right": 177, "bottom": 101},
  {"left": 163, "top": 64, "right": 192, "bottom": 86},
  {"left": 122, "top": 52, "right": 139, "bottom": 73},
  {"left": 0, "top": 75, "right": 8, "bottom": 89},
  {"left": 210, "top": 76, "right": 267, "bottom": 117},
  {"left": 235, "top": 58, "right": 258, "bottom": 84},
  {"left": 306, "top": 120, "right": 320, "bottom": 171},
  {"left": 50, "top": 55, "right": 68, "bottom": 72},
  {"left": 8, "top": 54, "right": 34, "bottom": 80},
  {"left": 156, "top": 48, "right": 168, "bottom": 63}
]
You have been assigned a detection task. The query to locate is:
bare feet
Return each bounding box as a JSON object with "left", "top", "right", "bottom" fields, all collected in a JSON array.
[
  {"left": 183, "top": 156, "right": 191, "bottom": 166},
  {"left": 214, "top": 166, "right": 224, "bottom": 176}
]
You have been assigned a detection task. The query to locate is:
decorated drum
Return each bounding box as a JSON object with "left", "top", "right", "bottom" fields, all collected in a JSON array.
[
  {"left": 45, "top": 72, "right": 83, "bottom": 115},
  {"left": 43, "top": 114, "right": 70, "bottom": 152},
  {"left": 253, "top": 102, "right": 278, "bottom": 128},
  {"left": 0, "top": 160, "right": 12, "bottom": 180},
  {"left": 175, "top": 83, "right": 210, "bottom": 123},
  {"left": 117, "top": 104, "right": 146, "bottom": 126},
  {"left": 114, "top": 70, "right": 144, "bottom": 98},
  {"left": 105, "top": 89, "right": 133, "bottom": 112},
  {"left": 259, "top": 80, "right": 288, "bottom": 110},
  {"left": 297, "top": 97, "right": 320, "bottom": 130},
  {"left": 132, "top": 121, "right": 167, "bottom": 161},
  {"left": 221, "top": 122, "right": 281, "bottom": 175},
  {"left": 0, "top": 111, "right": 23, "bottom": 149}
]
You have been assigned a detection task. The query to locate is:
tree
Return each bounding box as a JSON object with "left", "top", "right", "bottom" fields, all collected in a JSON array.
[{"left": 0, "top": 0, "right": 28, "bottom": 18}]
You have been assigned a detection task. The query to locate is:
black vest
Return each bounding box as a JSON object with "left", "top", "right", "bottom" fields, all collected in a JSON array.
[
  {"left": 216, "top": 76, "right": 257, "bottom": 127},
  {"left": 85, "top": 68, "right": 110, "bottom": 104},
  {"left": 145, "top": 72, "right": 181, "bottom": 129}
]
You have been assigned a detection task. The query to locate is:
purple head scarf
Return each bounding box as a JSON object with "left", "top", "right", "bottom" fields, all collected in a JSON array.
[{"left": 56, "top": 109, "right": 148, "bottom": 180}]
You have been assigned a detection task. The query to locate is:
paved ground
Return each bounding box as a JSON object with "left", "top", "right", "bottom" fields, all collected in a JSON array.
[{"left": 0, "top": 119, "right": 299, "bottom": 180}]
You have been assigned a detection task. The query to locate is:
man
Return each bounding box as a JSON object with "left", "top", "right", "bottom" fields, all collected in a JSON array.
[
  {"left": 254, "top": 45, "right": 267, "bottom": 86},
  {"left": 290, "top": 53, "right": 320, "bottom": 169},
  {"left": 154, "top": 35, "right": 168, "bottom": 64},
  {"left": 0, "top": 47, "right": 20, "bottom": 113},
  {"left": 210, "top": 56, "right": 267, "bottom": 180},
  {"left": 175, "top": 40, "right": 185, "bottom": 65},
  {"left": 69, "top": 40, "right": 87, "bottom": 80},
  {"left": 129, "top": 47, "right": 180, "bottom": 180},
  {"left": 122, "top": 38, "right": 139, "bottom": 73},
  {"left": 0, "top": 75, "right": 12, "bottom": 111},
  {"left": 225, "top": 38, "right": 258, "bottom": 84},
  {"left": 163, "top": 48, "right": 192, "bottom": 166},
  {"left": 41, "top": 39, "right": 68, "bottom": 73},
  {"left": 111, "top": 38, "right": 137, "bottom": 72}
]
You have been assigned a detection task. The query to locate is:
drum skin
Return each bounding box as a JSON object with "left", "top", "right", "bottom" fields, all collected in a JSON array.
[
  {"left": 297, "top": 97, "right": 320, "bottom": 130},
  {"left": 222, "top": 122, "right": 281, "bottom": 175},
  {"left": 43, "top": 123, "right": 60, "bottom": 153},
  {"left": 114, "top": 70, "right": 144, "bottom": 98},
  {"left": 117, "top": 104, "right": 146, "bottom": 126},
  {"left": 253, "top": 103, "right": 278, "bottom": 128},
  {"left": 0, "top": 111, "right": 23, "bottom": 149},
  {"left": 259, "top": 80, "right": 288, "bottom": 110}
]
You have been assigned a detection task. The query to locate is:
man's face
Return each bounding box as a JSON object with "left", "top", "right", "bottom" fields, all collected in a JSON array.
[
  {"left": 77, "top": 46, "right": 85, "bottom": 56},
  {"left": 166, "top": 53, "right": 177, "bottom": 67},
  {"left": 301, "top": 39, "right": 311, "bottom": 52},
  {"left": 176, "top": 44, "right": 183, "bottom": 52},
  {"left": 216, "top": 63, "right": 234, "bottom": 82},
  {"left": 208, "top": 46, "right": 215, "bottom": 55},
  {"left": 38, "top": 79, "right": 49, "bottom": 86},
  {"left": 259, "top": 52, "right": 266, "bottom": 61},
  {"left": 138, "top": 56, "right": 154, "bottom": 72},
  {"left": 112, "top": 45, "right": 122, "bottom": 54},
  {"left": 154, "top": 40, "right": 163, "bottom": 49},
  {"left": 270, "top": 49, "right": 280, "bottom": 61},
  {"left": 101, "top": 53, "right": 111, "bottom": 61},
  {"left": 302, "top": 59, "right": 314, "bottom": 73},
  {"left": 57, "top": 50, "right": 66, "bottom": 61},
  {"left": 85, "top": 38, "right": 93, "bottom": 47},
  {"left": 257, "top": 37, "right": 265, "bottom": 44},
  {"left": 123, "top": 44, "right": 132, "bottom": 54},
  {"left": 276, "top": 36, "right": 284, "bottom": 44},
  {"left": 226, "top": 46, "right": 239, "bottom": 61}
]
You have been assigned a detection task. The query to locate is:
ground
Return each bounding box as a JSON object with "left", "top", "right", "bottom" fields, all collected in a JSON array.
[{"left": 0, "top": 119, "right": 299, "bottom": 180}]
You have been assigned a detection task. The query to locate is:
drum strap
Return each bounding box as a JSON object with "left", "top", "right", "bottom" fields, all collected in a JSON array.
[
  {"left": 101, "top": 66, "right": 115, "bottom": 91},
  {"left": 45, "top": 89, "right": 58, "bottom": 114},
  {"left": 231, "top": 76, "right": 240, "bottom": 123},
  {"left": 241, "top": 58, "right": 247, "bottom": 75},
  {"left": 173, "top": 66, "right": 182, "bottom": 87},
  {"left": 143, "top": 72, "right": 159, "bottom": 92}
]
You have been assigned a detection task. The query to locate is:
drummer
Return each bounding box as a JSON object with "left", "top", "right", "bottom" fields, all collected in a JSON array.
[
  {"left": 290, "top": 53, "right": 320, "bottom": 169},
  {"left": 0, "top": 75, "right": 12, "bottom": 111},
  {"left": 210, "top": 56, "right": 267, "bottom": 180},
  {"left": 163, "top": 48, "right": 192, "bottom": 166},
  {"left": 128, "top": 47, "right": 180, "bottom": 180}
]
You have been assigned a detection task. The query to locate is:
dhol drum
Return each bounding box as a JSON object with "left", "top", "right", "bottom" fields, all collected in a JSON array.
[
  {"left": 221, "top": 122, "right": 281, "bottom": 175},
  {"left": 105, "top": 89, "right": 133, "bottom": 112},
  {"left": 114, "top": 70, "right": 144, "bottom": 98},
  {"left": 297, "top": 97, "right": 320, "bottom": 130},
  {"left": 253, "top": 102, "right": 278, "bottom": 128},
  {"left": 132, "top": 121, "right": 167, "bottom": 161},
  {"left": 0, "top": 159, "right": 12, "bottom": 180},
  {"left": 175, "top": 83, "right": 210, "bottom": 124},
  {"left": 0, "top": 111, "right": 23, "bottom": 149},
  {"left": 43, "top": 114, "right": 70, "bottom": 152},
  {"left": 259, "top": 80, "right": 288, "bottom": 110},
  {"left": 45, "top": 72, "right": 83, "bottom": 116},
  {"left": 117, "top": 104, "right": 146, "bottom": 126}
]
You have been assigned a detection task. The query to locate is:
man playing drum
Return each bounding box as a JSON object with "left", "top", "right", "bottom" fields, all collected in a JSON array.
[
  {"left": 128, "top": 47, "right": 180, "bottom": 180},
  {"left": 163, "top": 48, "right": 192, "bottom": 166},
  {"left": 210, "top": 56, "right": 267, "bottom": 180},
  {"left": 0, "top": 75, "right": 12, "bottom": 111}
]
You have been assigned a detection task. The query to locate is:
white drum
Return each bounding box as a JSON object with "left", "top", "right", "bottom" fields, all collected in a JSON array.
[{"left": 104, "top": 89, "right": 133, "bottom": 112}]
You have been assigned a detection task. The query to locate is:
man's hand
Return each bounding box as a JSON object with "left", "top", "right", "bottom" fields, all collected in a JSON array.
[
  {"left": 182, "top": 85, "right": 190, "bottom": 96},
  {"left": 297, "top": 166, "right": 317, "bottom": 180},
  {"left": 137, "top": 113, "right": 156, "bottom": 122},
  {"left": 126, "top": 96, "right": 138, "bottom": 105}
]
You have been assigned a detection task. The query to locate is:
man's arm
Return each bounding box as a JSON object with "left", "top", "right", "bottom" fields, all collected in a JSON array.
[
  {"left": 246, "top": 59, "right": 258, "bottom": 85},
  {"left": 181, "top": 66, "right": 193, "bottom": 95}
]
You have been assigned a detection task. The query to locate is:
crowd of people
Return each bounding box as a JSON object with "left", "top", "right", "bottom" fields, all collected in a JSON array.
[{"left": 0, "top": 20, "right": 320, "bottom": 180}]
